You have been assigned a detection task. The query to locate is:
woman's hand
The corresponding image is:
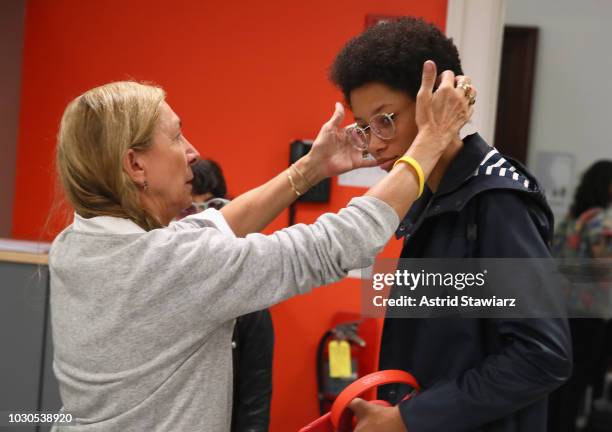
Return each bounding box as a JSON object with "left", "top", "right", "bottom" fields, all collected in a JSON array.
[
  {"left": 349, "top": 398, "right": 407, "bottom": 432},
  {"left": 413, "top": 60, "right": 475, "bottom": 156},
  {"left": 302, "top": 103, "right": 379, "bottom": 181}
]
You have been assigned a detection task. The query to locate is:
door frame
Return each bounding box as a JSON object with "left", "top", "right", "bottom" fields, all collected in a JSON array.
[{"left": 446, "top": 0, "right": 506, "bottom": 144}]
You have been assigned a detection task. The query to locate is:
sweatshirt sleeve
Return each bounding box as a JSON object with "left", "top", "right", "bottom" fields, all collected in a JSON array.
[
  {"left": 135, "top": 196, "right": 399, "bottom": 325},
  {"left": 398, "top": 191, "right": 572, "bottom": 432}
]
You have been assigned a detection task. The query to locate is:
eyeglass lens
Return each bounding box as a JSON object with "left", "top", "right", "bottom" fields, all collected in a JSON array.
[
  {"left": 370, "top": 113, "right": 395, "bottom": 139},
  {"left": 205, "top": 198, "right": 229, "bottom": 210},
  {"left": 347, "top": 113, "right": 395, "bottom": 152}
]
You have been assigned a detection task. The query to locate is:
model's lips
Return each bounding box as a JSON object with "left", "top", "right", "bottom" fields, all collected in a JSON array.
[{"left": 377, "top": 156, "right": 399, "bottom": 171}]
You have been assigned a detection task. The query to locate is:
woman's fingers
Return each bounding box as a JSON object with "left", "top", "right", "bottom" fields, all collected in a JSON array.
[
  {"left": 416, "top": 60, "right": 437, "bottom": 108},
  {"left": 415, "top": 60, "right": 437, "bottom": 127},
  {"left": 355, "top": 156, "right": 379, "bottom": 169},
  {"left": 326, "top": 102, "right": 345, "bottom": 129},
  {"left": 309, "top": 102, "right": 380, "bottom": 178},
  {"left": 425, "top": 71, "right": 474, "bottom": 137},
  {"left": 455, "top": 75, "right": 471, "bottom": 85},
  {"left": 313, "top": 102, "right": 346, "bottom": 152},
  {"left": 437, "top": 69, "right": 456, "bottom": 89},
  {"left": 420, "top": 60, "right": 437, "bottom": 93}
]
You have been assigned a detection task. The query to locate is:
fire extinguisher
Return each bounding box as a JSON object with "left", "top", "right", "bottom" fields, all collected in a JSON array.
[{"left": 316, "top": 321, "right": 367, "bottom": 415}]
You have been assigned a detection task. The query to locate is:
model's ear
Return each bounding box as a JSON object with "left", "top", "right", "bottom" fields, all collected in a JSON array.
[{"left": 123, "top": 149, "right": 146, "bottom": 185}]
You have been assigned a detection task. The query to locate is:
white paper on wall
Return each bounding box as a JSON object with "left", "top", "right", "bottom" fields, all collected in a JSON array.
[
  {"left": 338, "top": 166, "right": 387, "bottom": 188},
  {"left": 534, "top": 151, "right": 575, "bottom": 218}
]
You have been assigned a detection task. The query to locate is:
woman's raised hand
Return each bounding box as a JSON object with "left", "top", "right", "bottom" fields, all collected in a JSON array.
[
  {"left": 412, "top": 60, "right": 475, "bottom": 156},
  {"left": 305, "top": 103, "right": 379, "bottom": 180}
]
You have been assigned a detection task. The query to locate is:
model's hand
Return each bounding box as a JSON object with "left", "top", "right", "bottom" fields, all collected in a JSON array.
[
  {"left": 413, "top": 60, "right": 475, "bottom": 156},
  {"left": 349, "top": 398, "right": 407, "bottom": 432},
  {"left": 306, "top": 103, "right": 378, "bottom": 180}
]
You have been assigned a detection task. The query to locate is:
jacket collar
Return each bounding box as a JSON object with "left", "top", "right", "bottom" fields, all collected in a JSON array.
[
  {"left": 395, "top": 133, "right": 490, "bottom": 238},
  {"left": 434, "top": 133, "right": 492, "bottom": 198},
  {"left": 395, "top": 133, "right": 538, "bottom": 239}
]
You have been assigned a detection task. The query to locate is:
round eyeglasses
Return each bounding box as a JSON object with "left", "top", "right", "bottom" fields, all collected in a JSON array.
[
  {"left": 346, "top": 112, "right": 396, "bottom": 152},
  {"left": 193, "top": 197, "right": 230, "bottom": 211}
]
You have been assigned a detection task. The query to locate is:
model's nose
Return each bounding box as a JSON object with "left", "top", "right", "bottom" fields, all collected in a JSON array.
[{"left": 368, "top": 135, "right": 388, "bottom": 157}]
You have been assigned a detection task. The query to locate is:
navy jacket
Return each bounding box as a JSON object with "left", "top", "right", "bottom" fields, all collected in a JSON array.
[{"left": 378, "top": 134, "right": 572, "bottom": 432}]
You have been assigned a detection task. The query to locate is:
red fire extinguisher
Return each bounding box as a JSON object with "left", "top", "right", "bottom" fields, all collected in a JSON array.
[{"left": 315, "top": 315, "right": 381, "bottom": 415}]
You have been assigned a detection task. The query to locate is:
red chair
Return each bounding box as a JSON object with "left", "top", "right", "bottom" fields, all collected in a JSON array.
[{"left": 299, "top": 370, "right": 419, "bottom": 432}]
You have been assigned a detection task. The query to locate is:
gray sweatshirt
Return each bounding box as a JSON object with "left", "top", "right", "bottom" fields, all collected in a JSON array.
[{"left": 49, "top": 196, "right": 398, "bottom": 431}]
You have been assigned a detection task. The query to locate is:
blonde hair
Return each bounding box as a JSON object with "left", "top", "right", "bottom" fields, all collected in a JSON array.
[{"left": 56, "top": 81, "right": 166, "bottom": 231}]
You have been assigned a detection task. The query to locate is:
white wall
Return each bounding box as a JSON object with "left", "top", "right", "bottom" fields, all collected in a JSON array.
[
  {"left": 505, "top": 0, "right": 612, "bottom": 218},
  {"left": 446, "top": 0, "right": 506, "bottom": 144}
]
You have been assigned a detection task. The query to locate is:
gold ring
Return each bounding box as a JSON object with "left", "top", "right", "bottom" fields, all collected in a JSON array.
[
  {"left": 468, "top": 94, "right": 476, "bottom": 106},
  {"left": 457, "top": 82, "right": 472, "bottom": 96}
]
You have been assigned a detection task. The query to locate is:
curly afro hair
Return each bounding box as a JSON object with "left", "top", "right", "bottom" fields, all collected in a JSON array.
[{"left": 330, "top": 17, "right": 463, "bottom": 104}]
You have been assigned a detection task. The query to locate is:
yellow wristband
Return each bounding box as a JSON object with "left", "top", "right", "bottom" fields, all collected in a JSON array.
[{"left": 393, "top": 156, "right": 425, "bottom": 198}]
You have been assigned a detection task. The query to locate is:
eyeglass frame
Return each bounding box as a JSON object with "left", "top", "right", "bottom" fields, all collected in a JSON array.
[
  {"left": 346, "top": 112, "right": 397, "bottom": 151},
  {"left": 192, "top": 197, "right": 230, "bottom": 211}
]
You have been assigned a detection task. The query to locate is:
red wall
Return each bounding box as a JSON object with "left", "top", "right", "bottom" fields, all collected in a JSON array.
[{"left": 14, "top": 0, "right": 447, "bottom": 429}]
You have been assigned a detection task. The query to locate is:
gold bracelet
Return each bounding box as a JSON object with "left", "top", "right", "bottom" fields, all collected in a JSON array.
[
  {"left": 392, "top": 156, "right": 425, "bottom": 198},
  {"left": 291, "top": 163, "right": 314, "bottom": 190},
  {"left": 287, "top": 171, "right": 302, "bottom": 197}
]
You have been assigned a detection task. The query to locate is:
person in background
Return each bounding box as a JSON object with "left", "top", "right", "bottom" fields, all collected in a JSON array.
[
  {"left": 192, "top": 160, "right": 229, "bottom": 208},
  {"left": 183, "top": 159, "right": 275, "bottom": 432},
  {"left": 330, "top": 17, "right": 572, "bottom": 431},
  {"left": 178, "top": 159, "right": 230, "bottom": 218},
  {"left": 549, "top": 160, "right": 612, "bottom": 432},
  {"left": 553, "top": 160, "right": 612, "bottom": 260}
]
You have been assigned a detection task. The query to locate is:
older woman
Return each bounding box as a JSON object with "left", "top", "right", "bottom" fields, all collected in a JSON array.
[{"left": 49, "top": 60, "right": 473, "bottom": 431}]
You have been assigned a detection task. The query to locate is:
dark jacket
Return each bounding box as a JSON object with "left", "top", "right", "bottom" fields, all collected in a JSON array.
[
  {"left": 231, "top": 309, "right": 274, "bottom": 432},
  {"left": 378, "top": 134, "right": 572, "bottom": 432}
]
